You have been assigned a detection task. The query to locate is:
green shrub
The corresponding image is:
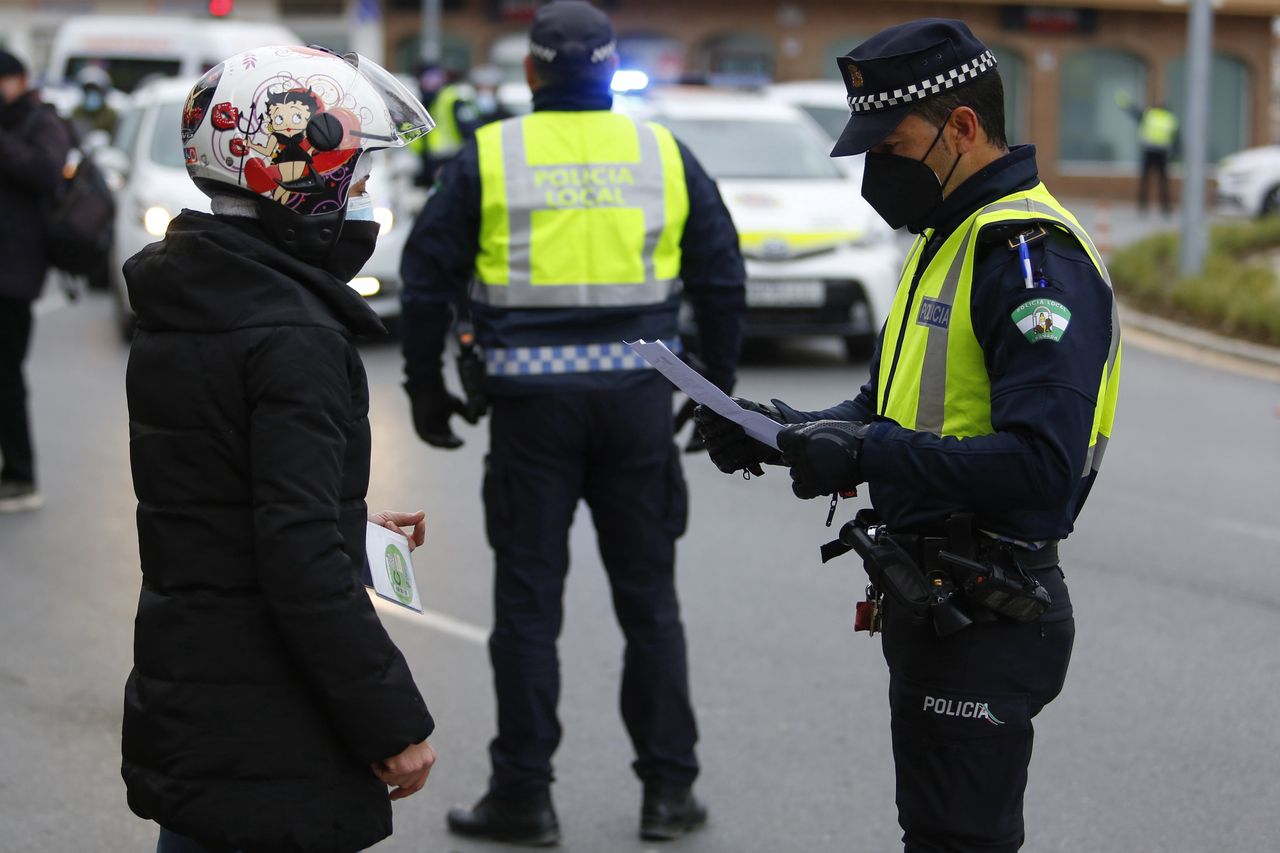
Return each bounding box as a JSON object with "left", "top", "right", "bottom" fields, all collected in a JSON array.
[{"left": 1109, "top": 219, "right": 1280, "bottom": 344}]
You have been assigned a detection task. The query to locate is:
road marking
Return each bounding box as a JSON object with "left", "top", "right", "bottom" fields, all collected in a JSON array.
[
  {"left": 369, "top": 593, "right": 489, "bottom": 646},
  {"left": 1208, "top": 518, "right": 1280, "bottom": 545}
]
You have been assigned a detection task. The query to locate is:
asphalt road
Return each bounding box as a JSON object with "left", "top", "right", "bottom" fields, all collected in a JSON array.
[{"left": 1, "top": 291, "right": 1278, "bottom": 852}]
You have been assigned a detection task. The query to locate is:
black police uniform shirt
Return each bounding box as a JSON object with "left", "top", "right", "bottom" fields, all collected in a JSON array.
[
  {"left": 399, "top": 83, "right": 746, "bottom": 396},
  {"left": 785, "top": 145, "right": 1115, "bottom": 543}
]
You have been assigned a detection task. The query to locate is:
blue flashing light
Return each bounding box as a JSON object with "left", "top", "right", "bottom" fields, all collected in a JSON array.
[{"left": 610, "top": 69, "right": 650, "bottom": 94}]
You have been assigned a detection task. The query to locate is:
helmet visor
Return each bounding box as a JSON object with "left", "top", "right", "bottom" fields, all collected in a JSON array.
[{"left": 344, "top": 52, "right": 434, "bottom": 147}]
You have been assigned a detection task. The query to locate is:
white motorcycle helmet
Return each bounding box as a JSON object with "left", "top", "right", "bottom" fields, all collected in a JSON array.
[{"left": 180, "top": 45, "right": 433, "bottom": 261}]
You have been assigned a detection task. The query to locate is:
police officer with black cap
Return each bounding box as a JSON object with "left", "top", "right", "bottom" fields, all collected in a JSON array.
[
  {"left": 400, "top": 0, "right": 745, "bottom": 845},
  {"left": 695, "top": 19, "right": 1120, "bottom": 853}
]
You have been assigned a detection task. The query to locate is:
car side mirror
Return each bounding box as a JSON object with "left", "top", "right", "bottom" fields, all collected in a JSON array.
[{"left": 94, "top": 146, "right": 132, "bottom": 189}]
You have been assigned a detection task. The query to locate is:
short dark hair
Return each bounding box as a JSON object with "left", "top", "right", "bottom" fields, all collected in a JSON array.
[
  {"left": 265, "top": 87, "right": 321, "bottom": 116},
  {"left": 531, "top": 57, "right": 613, "bottom": 93},
  {"left": 911, "top": 71, "right": 1008, "bottom": 150}
]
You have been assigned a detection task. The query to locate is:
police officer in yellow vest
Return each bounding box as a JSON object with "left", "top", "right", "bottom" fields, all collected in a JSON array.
[
  {"left": 399, "top": 1, "right": 746, "bottom": 845},
  {"left": 695, "top": 20, "right": 1120, "bottom": 853},
  {"left": 1118, "top": 91, "right": 1179, "bottom": 215},
  {"left": 411, "top": 63, "right": 477, "bottom": 186}
]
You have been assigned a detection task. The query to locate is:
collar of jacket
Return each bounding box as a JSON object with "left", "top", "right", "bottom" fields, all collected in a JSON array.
[
  {"left": 124, "top": 210, "right": 385, "bottom": 338},
  {"left": 0, "top": 90, "right": 36, "bottom": 130},
  {"left": 913, "top": 143, "right": 1040, "bottom": 239},
  {"left": 532, "top": 82, "right": 613, "bottom": 113}
]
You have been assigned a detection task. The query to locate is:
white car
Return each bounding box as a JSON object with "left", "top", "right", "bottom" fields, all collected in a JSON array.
[
  {"left": 104, "top": 78, "right": 413, "bottom": 340},
  {"left": 1214, "top": 145, "right": 1280, "bottom": 217},
  {"left": 767, "top": 79, "right": 851, "bottom": 144},
  {"left": 622, "top": 87, "right": 901, "bottom": 359}
]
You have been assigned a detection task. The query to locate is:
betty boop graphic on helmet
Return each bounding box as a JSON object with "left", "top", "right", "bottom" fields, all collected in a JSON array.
[{"left": 181, "top": 45, "right": 432, "bottom": 257}]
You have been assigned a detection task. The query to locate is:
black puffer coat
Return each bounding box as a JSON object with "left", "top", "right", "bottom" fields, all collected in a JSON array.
[{"left": 121, "top": 212, "right": 433, "bottom": 853}]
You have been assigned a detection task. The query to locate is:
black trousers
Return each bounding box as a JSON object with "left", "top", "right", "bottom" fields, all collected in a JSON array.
[
  {"left": 1138, "top": 148, "right": 1172, "bottom": 214},
  {"left": 0, "top": 296, "right": 35, "bottom": 485},
  {"left": 881, "top": 567, "right": 1075, "bottom": 853},
  {"left": 482, "top": 374, "right": 697, "bottom": 794}
]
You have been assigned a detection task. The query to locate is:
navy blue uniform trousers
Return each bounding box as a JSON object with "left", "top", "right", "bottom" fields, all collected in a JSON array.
[
  {"left": 482, "top": 373, "right": 698, "bottom": 793},
  {"left": 881, "top": 567, "right": 1075, "bottom": 853}
]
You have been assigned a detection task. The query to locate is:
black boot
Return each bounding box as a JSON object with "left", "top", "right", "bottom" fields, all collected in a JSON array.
[
  {"left": 446, "top": 788, "right": 560, "bottom": 846},
  {"left": 640, "top": 784, "right": 707, "bottom": 841}
]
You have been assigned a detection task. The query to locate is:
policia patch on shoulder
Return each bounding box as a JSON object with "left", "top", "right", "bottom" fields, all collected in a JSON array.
[{"left": 1012, "top": 297, "right": 1071, "bottom": 343}]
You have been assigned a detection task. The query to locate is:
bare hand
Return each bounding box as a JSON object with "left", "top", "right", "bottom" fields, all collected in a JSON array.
[
  {"left": 369, "top": 510, "right": 426, "bottom": 552},
  {"left": 372, "top": 739, "right": 436, "bottom": 801}
]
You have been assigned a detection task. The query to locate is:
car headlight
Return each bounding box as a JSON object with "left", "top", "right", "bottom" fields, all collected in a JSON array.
[
  {"left": 143, "top": 205, "right": 173, "bottom": 237},
  {"left": 349, "top": 276, "right": 381, "bottom": 296},
  {"left": 373, "top": 205, "right": 394, "bottom": 235}
]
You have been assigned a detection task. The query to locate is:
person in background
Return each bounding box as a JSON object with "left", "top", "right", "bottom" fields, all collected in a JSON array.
[
  {"left": 469, "top": 64, "right": 513, "bottom": 126},
  {"left": 1116, "top": 90, "right": 1178, "bottom": 216},
  {"left": 0, "top": 49, "right": 71, "bottom": 514},
  {"left": 411, "top": 62, "right": 477, "bottom": 186},
  {"left": 120, "top": 46, "right": 438, "bottom": 852},
  {"left": 70, "top": 65, "right": 118, "bottom": 141}
]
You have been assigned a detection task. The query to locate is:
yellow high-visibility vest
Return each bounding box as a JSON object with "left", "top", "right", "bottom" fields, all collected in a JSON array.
[
  {"left": 1140, "top": 107, "right": 1178, "bottom": 150},
  {"left": 473, "top": 110, "right": 689, "bottom": 308},
  {"left": 877, "top": 183, "right": 1121, "bottom": 476}
]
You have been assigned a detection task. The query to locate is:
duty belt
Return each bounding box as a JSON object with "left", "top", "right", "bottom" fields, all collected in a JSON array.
[
  {"left": 889, "top": 534, "right": 1060, "bottom": 573},
  {"left": 486, "top": 337, "right": 681, "bottom": 377}
]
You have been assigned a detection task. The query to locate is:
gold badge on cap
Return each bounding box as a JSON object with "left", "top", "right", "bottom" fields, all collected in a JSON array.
[{"left": 848, "top": 64, "right": 864, "bottom": 88}]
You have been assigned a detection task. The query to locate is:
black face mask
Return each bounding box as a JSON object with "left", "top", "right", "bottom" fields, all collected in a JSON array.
[
  {"left": 322, "top": 220, "right": 380, "bottom": 282},
  {"left": 861, "top": 115, "right": 962, "bottom": 232}
]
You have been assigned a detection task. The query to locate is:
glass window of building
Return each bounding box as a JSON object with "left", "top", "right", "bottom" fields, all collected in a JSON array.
[
  {"left": 617, "top": 33, "right": 684, "bottom": 83},
  {"left": 1059, "top": 48, "right": 1147, "bottom": 166},
  {"left": 395, "top": 34, "right": 471, "bottom": 75},
  {"left": 823, "top": 35, "right": 870, "bottom": 79},
  {"left": 696, "top": 32, "right": 774, "bottom": 81},
  {"left": 990, "top": 46, "right": 1027, "bottom": 145},
  {"left": 1165, "top": 54, "right": 1251, "bottom": 163}
]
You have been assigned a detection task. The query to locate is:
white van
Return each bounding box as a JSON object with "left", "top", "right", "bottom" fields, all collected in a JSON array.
[{"left": 44, "top": 15, "right": 299, "bottom": 94}]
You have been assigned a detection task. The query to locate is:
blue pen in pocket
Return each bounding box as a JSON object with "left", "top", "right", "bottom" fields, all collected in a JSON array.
[{"left": 1017, "top": 233, "right": 1036, "bottom": 290}]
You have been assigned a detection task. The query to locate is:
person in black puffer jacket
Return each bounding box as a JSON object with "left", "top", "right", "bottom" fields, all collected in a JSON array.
[
  {"left": 121, "top": 47, "right": 439, "bottom": 853},
  {"left": 0, "top": 49, "right": 70, "bottom": 513}
]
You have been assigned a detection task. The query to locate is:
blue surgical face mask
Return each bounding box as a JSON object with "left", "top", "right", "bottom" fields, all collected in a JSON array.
[
  {"left": 346, "top": 193, "right": 375, "bottom": 222},
  {"left": 83, "top": 91, "right": 103, "bottom": 111}
]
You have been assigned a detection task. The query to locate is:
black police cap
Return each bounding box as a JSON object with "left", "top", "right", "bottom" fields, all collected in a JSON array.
[
  {"left": 529, "top": 1, "right": 616, "bottom": 67},
  {"left": 830, "top": 19, "right": 998, "bottom": 157}
]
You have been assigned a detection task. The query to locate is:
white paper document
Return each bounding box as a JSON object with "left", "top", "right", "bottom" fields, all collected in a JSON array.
[
  {"left": 626, "top": 340, "right": 782, "bottom": 450},
  {"left": 365, "top": 522, "right": 424, "bottom": 613}
]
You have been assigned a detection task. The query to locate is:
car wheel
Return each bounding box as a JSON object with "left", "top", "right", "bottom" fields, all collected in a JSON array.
[
  {"left": 844, "top": 335, "right": 874, "bottom": 362},
  {"left": 1260, "top": 186, "right": 1280, "bottom": 218}
]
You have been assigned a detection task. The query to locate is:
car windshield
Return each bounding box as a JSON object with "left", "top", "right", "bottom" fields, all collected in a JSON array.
[
  {"left": 66, "top": 57, "right": 181, "bottom": 94},
  {"left": 800, "top": 105, "right": 850, "bottom": 143},
  {"left": 149, "top": 101, "right": 186, "bottom": 169},
  {"left": 656, "top": 117, "right": 843, "bottom": 180}
]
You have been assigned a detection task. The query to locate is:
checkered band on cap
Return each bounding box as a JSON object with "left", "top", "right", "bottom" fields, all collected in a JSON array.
[
  {"left": 848, "top": 49, "right": 997, "bottom": 114},
  {"left": 529, "top": 38, "right": 616, "bottom": 64}
]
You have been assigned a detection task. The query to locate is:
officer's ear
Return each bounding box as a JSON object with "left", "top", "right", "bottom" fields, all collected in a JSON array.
[
  {"left": 524, "top": 56, "right": 541, "bottom": 92},
  {"left": 949, "top": 106, "right": 983, "bottom": 156}
]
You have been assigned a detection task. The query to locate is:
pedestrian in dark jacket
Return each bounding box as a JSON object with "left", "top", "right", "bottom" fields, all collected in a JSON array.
[
  {"left": 121, "top": 46, "right": 439, "bottom": 853},
  {"left": 0, "top": 49, "right": 70, "bottom": 513}
]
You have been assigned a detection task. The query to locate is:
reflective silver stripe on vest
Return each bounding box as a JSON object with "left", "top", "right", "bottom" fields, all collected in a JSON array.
[
  {"left": 486, "top": 338, "right": 680, "bottom": 377},
  {"left": 475, "top": 118, "right": 680, "bottom": 309},
  {"left": 914, "top": 223, "right": 980, "bottom": 435}
]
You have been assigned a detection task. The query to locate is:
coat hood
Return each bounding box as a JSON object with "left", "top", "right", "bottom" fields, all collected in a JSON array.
[{"left": 124, "top": 211, "right": 385, "bottom": 338}]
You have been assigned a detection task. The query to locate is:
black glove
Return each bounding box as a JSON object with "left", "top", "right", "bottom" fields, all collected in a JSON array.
[
  {"left": 693, "top": 398, "right": 786, "bottom": 476},
  {"left": 405, "top": 379, "right": 466, "bottom": 449},
  {"left": 776, "top": 420, "right": 870, "bottom": 499}
]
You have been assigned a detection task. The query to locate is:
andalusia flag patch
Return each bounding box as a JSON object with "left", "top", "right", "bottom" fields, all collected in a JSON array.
[{"left": 1012, "top": 298, "right": 1071, "bottom": 343}]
